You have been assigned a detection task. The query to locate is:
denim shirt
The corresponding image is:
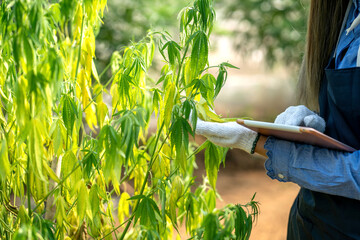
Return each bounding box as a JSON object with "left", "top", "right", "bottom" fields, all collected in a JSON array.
[
  {"left": 264, "top": 0, "right": 360, "bottom": 200},
  {"left": 335, "top": 0, "right": 360, "bottom": 68}
]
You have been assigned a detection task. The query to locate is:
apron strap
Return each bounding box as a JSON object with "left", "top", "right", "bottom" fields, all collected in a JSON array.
[{"left": 357, "top": 44, "right": 360, "bottom": 67}]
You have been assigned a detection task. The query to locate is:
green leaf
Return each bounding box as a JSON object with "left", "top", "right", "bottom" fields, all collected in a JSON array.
[
  {"left": 89, "top": 184, "right": 100, "bottom": 218},
  {"left": 152, "top": 89, "right": 161, "bottom": 116},
  {"left": 193, "top": 140, "right": 209, "bottom": 156},
  {"left": 181, "top": 118, "right": 192, "bottom": 147},
  {"left": 235, "top": 205, "right": 248, "bottom": 239},
  {"left": 134, "top": 196, "right": 160, "bottom": 228},
  {"left": 205, "top": 142, "right": 221, "bottom": 189},
  {"left": 190, "top": 31, "right": 208, "bottom": 76},
  {"left": 161, "top": 41, "right": 181, "bottom": 67},
  {"left": 203, "top": 213, "right": 218, "bottom": 240},
  {"left": 49, "top": 3, "right": 62, "bottom": 24},
  {"left": 170, "top": 119, "right": 182, "bottom": 156},
  {"left": 214, "top": 66, "right": 227, "bottom": 99},
  {"left": 205, "top": 189, "right": 216, "bottom": 212},
  {"left": 128, "top": 194, "right": 146, "bottom": 201},
  {"left": 60, "top": 0, "right": 77, "bottom": 21},
  {"left": 82, "top": 152, "right": 99, "bottom": 180},
  {"left": 62, "top": 95, "right": 77, "bottom": 134},
  {"left": 201, "top": 73, "right": 216, "bottom": 101},
  {"left": 220, "top": 62, "right": 240, "bottom": 70},
  {"left": 196, "top": 0, "right": 215, "bottom": 33},
  {"left": 22, "top": 33, "right": 35, "bottom": 69}
]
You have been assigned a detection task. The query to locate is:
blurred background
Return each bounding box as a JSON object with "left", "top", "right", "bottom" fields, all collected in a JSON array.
[{"left": 95, "top": 0, "right": 309, "bottom": 239}]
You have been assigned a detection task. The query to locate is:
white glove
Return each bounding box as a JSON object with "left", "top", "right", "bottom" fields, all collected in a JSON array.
[
  {"left": 195, "top": 118, "right": 258, "bottom": 153},
  {"left": 275, "top": 105, "right": 326, "bottom": 133}
]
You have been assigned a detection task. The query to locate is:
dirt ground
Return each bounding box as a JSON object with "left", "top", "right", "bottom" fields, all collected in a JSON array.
[{"left": 215, "top": 167, "right": 300, "bottom": 240}]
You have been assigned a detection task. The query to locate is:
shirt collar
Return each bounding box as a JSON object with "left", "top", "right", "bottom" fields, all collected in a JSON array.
[{"left": 354, "top": 0, "right": 360, "bottom": 9}]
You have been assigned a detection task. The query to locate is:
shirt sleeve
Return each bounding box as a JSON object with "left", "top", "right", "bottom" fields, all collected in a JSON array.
[{"left": 264, "top": 137, "right": 360, "bottom": 200}]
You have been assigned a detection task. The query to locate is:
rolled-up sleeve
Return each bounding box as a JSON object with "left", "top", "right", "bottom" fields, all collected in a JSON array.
[{"left": 264, "top": 137, "right": 360, "bottom": 200}]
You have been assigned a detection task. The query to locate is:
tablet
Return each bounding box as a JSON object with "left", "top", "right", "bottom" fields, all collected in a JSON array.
[{"left": 236, "top": 119, "right": 356, "bottom": 152}]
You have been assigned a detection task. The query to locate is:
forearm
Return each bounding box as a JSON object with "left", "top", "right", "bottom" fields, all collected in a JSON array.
[{"left": 264, "top": 138, "right": 360, "bottom": 200}]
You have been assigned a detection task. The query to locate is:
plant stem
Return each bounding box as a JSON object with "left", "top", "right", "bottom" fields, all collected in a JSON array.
[
  {"left": 99, "top": 62, "right": 111, "bottom": 81},
  {"left": 26, "top": 154, "right": 32, "bottom": 217},
  {"left": 118, "top": 121, "right": 167, "bottom": 240}
]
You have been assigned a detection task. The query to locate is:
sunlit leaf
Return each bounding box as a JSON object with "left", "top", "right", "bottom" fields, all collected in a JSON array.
[
  {"left": 77, "top": 180, "right": 88, "bottom": 222},
  {"left": 190, "top": 31, "right": 208, "bottom": 76},
  {"left": 62, "top": 95, "right": 77, "bottom": 135},
  {"left": 0, "top": 139, "right": 10, "bottom": 181},
  {"left": 205, "top": 142, "right": 221, "bottom": 190},
  {"left": 118, "top": 192, "right": 131, "bottom": 224}
]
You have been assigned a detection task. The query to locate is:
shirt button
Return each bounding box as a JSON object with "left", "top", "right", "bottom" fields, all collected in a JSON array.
[{"left": 278, "top": 174, "right": 285, "bottom": 179}]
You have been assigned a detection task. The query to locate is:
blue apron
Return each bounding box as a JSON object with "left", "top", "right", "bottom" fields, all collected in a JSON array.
[
  {"left": 287, "top": 3, "right": 360, "bottom": 238},
  {"left": 287, "top": 59, "right": 360, "bottom": 239}
]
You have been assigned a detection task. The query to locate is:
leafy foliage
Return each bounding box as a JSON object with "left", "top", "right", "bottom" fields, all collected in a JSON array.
[
  {"left": 95, "top": 0, "right": 189, "bottom": 76},
  {"left": 221, "top": 0, "right": 309, "bottom": 67},
  {"left": 0, "top": 0, "right": 258, "bottom": 239}
]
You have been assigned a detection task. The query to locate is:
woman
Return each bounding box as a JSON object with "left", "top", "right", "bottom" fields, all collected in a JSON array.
[{"left": 195, "top": 0, "right": 360, "bottom": 239}]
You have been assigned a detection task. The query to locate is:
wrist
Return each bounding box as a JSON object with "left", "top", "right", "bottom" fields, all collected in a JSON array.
[{"left": 254, "top": 135, "right": 268, "bottom": 157}]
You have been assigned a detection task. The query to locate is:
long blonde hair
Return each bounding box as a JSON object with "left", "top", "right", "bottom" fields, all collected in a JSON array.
[{"left": 297, "top": 0, "right": 348, "bottom": 110}]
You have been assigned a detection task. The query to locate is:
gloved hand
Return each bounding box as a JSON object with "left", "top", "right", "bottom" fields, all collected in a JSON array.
[
  {"left": 195, "top": 117, "right": 258, "bottom": 153},
  {"left": 275, "top": 105, "right": 326, "bottom": 133}
]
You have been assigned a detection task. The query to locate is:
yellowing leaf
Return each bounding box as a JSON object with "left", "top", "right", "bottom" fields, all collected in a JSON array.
[
  {"left": 85, "top": 53, "right": 92, "bottom": 79},
  {"left": 162, "top": 82, "right": 176, "bottom": 130},
  {"left": 34, "top": 173, "right": 47, "bottom": 201},
  {"left": 85, "top": 103, "right": 98, "bottom": 131},
  {"left": 96, "top": 102, "right": 108, "bottom": 128},
  {"left": 61, "top": 151, "right": 81, "bottom": 187},
  {"left": 55, "top": 195, "right": 66, "bottom": 227},
  {"left": 184, "top": 58, "right": 194, "bottom": 96},
  {"left": 171, "top": 176, "right": 184, "bottom": 201},
  {"left": 85, "top": 29, "right": 96, "bottom": 57},
  {"left": 89, "top": 184, "right": 100, "bottom": 219},
  {"left": 118, "top": 192, "right": 131, "bottom": 224},
  {"left": 99, "top": 0, "right": 107, "bottom": 17},
  {"left": 77, "top": 179, "right": 88, "bottom": 222},
  {"left": 53, "top": 124, "right": 63, "bottom": 157},
  {"left": 0, "top": 139, "right": 10, "bottom": 181},
  {"left": 196, "top": 100, "right": 224, "bottom": 123},
  {"left": 77, "top": 69, "right": 92, "bottom": 109},
  {"left": 110, "top": 83, "right": 120, "bottom": 110},
  {"left": 29, "top": 119, "right": 45, "bottom": 180},
  {"left": 73, "top": 3, "right": 83, "bottom": 41}
]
